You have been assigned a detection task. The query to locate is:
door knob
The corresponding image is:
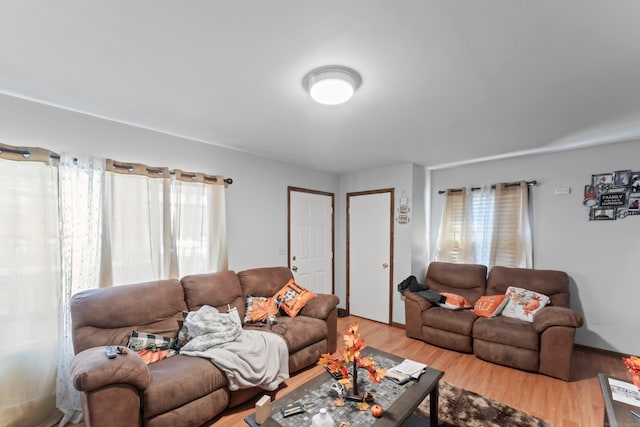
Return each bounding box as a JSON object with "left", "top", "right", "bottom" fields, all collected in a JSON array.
[
  {"left": 292, "top": 266, "right": 298, "bottom": 272},
  {"left": 382, "top": 263, "right": 389, "bottom": 269}
]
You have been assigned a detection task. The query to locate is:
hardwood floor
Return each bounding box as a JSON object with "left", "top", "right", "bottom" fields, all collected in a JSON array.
[
  {"left": 64, "top": 315, "right": 628, "bottom": 427},
  {"left": 209, "top": 316, "right": 628, "bottom": 427}
]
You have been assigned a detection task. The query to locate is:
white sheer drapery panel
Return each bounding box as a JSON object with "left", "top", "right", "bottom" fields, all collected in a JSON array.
[
  {"left": 0, "top": 159, "right": 62, "bottom": 427},
  {"left": 56, "top": 154, "right": 105, "bottom": 426},
  {"left": 103, "top": 172, "right": 172, "bottom": 285},
  {"left": 492, "top": 182, "right": 532, "bottom": 268},
  {"left": 469, "top": 186, "right": 495, "bottom": 266},
  {"left": 172, "top": 179, "right": 228, "bottom": 276},
  {"left": 435, "top": 189, "right": 475, "bottom": 264}
]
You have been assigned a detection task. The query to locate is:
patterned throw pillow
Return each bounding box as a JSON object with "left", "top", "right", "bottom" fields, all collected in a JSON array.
[
  {"left": 273, "top": 279, "right": 315, "bottom": 318},
  {"left": 473, "top": 294, "right": 510, "bottom": 318},
  {"left": 438, "top": 292, "right": 473, "bottom": 310},
  {"left": 243, "top": 296, "right": 280, "bottom": 325},
  {"left": 501, "top": 286, "right": 550, "bottom": 322},
  {"left": 127, "top": 330, "right": 177, "bottom": 364}
]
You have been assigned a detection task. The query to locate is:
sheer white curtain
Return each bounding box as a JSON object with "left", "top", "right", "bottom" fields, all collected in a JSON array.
[
  {"left": 0, "top": 154, "right": 61, "bottom": 427},
  {"left": 56, "top": 154, "right": 105, "bottom": 426},
  {"left": 102, "top": 163, "right": 173, "bottom": 285},
  {"left": 172, "top": 172, "right": 228, "bottom": 276}
]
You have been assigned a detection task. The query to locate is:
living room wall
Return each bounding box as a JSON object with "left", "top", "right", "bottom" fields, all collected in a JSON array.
[
  {"left": 429, "top": 139, "right": 640, "bottom": 355},
  {"left": 0, "top": 93, "right": 339, "bottom": 273}
]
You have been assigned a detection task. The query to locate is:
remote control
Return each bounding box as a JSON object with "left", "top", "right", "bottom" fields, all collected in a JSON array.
[{"left": 105, "top": 345, "right": 118, "bottom": 359}]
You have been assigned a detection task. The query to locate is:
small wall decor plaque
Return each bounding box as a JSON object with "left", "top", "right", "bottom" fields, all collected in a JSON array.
[{"left": 585, "top": 169, "right": 640, "bottom": 220}]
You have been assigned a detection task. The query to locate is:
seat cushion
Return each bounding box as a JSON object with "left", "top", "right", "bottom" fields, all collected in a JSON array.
[
  {"left": 244, "top": 315, "right": 327, "bottom": 353},
  {"left": 422, "top": 307, "right": 477, "bottom": 336},
  {"left": 143, "top": 355, "right": 228, "bottom": 418},
  {"left": 473, "top": 316, "right": 539, "bottom": 351}
]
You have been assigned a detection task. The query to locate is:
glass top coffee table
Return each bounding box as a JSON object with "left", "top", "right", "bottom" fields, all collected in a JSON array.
[{"left": 244, "top": 346, "right": 444, "bottom": 427}]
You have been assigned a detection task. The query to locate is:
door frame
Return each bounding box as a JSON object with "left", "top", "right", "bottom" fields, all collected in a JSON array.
[
  {"left": 346, "top": 188, "right": 394, "bottom": 324},
  {"left": 287, "top": 186, "right": 335, "bottom": 294}
]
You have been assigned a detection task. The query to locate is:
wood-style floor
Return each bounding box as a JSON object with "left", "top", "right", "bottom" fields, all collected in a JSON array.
[
  {"left": 65, "top": 315, "right": 629, "bottom": 427},
  {"left": 209, "top": 316, "right": 628, "bottom": 427}
]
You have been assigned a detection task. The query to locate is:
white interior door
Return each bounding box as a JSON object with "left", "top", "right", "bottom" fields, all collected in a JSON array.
[
  {"left": 289, "top": 188, "right": 334, "bottom": 295},
  {"left": 348, "top": 190, "right": 393, "bottom": 324}
]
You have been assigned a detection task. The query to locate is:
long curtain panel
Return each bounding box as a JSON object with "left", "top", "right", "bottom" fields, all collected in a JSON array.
[
  {"left": 102, "top": 162, "right": 173, "bottom": 285},
  {"left": 56, "top": 154, "right": 105, "bottom": 425},
  {"left": 0, "top": 154, "right": 61, "bottom": 427},
  {"left": 172, "top": 171, "right": 228, "bottom": 276}
]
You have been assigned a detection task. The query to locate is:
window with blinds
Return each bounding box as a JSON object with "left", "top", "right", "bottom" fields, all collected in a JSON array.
[{"left": 435, "top": 182, "right": 532, "bottom": 268}]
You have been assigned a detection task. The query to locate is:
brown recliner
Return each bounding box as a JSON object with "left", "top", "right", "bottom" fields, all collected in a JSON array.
[
  {"left": 473, "top": 266, "right": 584, "bottom": 381},
  {"left": 403, "top": 262, "right": 488, "bottom": 353}
]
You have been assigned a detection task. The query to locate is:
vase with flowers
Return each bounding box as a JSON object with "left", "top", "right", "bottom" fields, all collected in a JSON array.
[
  {"left": 622, "top": 355, "right": 640, "bottom": 389},
  {"left": 319, "top": 322, "right": 386, "bottom": 398}
]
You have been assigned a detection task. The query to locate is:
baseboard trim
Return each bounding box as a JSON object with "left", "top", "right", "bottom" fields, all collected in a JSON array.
[
  {"left": 391, "top": 322, "right": 405, "bottom": 330},
  {"left": 574, "top": 343, "right": 628, "bottom": 358}
]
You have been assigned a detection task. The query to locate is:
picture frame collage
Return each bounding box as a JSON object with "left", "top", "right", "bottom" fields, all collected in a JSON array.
[{"left": 585, "top": 170, "right": 640, "bottom": 220}]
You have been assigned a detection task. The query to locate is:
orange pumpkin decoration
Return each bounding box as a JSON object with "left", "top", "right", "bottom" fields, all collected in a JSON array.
[{"left": 370, "top": 404, "right": 383, "bottom": 417}]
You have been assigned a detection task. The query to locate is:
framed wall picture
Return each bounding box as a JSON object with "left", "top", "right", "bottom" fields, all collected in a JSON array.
[
  {"left": 628, "top": 193, "right": 640, "bottom": 214},
  {"left": 590, "top": 208, "right": 616, "bottom": 221},
  {"left": 613, "top": 170, "right": 631, "bottom": 186},
  {"left": 592, "top": 173, "right": 613, "bottom": 187},
  {"left": 631, "top": 172, "right": 640, "bottom": 192}
]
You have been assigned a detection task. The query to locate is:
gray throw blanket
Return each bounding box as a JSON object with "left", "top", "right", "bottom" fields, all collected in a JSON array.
[{"left": 180, "top": 305, "right": 289, "bottom": 391}]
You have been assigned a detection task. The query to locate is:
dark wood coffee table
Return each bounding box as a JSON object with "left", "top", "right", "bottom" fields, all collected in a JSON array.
[{"left": 244, "top": 346, "right": 444, "bottom": 427}]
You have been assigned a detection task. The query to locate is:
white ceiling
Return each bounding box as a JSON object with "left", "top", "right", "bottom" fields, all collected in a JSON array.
[{"left": 2, "top": 1, "right": 640, "bottom": 174}]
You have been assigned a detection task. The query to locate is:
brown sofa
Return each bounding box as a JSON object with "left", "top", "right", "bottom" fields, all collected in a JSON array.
[
  {"left": 69, "top": 267, "right": 339, "bottom": 427},
  {"left": 403, "top": 262, "right": 583, "bottom": 381}
]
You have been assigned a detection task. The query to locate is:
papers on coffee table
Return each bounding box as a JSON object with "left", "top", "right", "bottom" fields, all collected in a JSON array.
[
  {"left": 387, "top": 359, "right": 427, "bottom": 384},
  {"left": 609, "top": 377, "right": 640, "bottom": 408}
]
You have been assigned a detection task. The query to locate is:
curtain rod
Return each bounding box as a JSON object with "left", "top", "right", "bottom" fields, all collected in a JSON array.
[
  {"left": 438, "top": 180, "right": 537, "bottom": 195},
  {"left": 1, "top": 146, "right": 233, "bottom": 184}
]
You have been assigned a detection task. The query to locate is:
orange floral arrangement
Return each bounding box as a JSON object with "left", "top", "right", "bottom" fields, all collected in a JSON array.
[
  {"left": 623, "top": 355, "right": 640, "bottom": 376},
  {"left": 319, "top": 322, "right": 386, "bottom": 396}
]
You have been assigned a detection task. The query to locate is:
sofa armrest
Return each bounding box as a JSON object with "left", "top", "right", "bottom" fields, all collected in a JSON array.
[
  {"left": 533, "top": 306, "right": 584, "bottom": 333},
  {"left": 70, "top": 346, "right": 150, "bottom": 392},
  {"left": 299, "top": 294, "right": 340, "bottom": 320},
  {"left": 402, "top": 291, "right": 434, "bottom": 311}
]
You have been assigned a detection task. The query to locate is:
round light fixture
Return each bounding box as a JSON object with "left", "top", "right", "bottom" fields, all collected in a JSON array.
[{"left": 302, "top": 65, "right": 362, "bottom": 105}]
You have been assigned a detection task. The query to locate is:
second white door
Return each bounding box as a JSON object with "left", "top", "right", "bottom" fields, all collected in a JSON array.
[{"left": 348, "top": 189, "right": 393, "bottom": 324}]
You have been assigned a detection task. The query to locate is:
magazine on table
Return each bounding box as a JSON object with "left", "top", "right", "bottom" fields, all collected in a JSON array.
[
  {"left": 608, "top": 377, "right": 640, "bottom": 408},
  {"left": 387, "top": 359, "right": 427, "bottom": 384}
]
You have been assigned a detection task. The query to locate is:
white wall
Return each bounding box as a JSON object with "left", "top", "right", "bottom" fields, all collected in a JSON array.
[
  {"left": 336, "top": 163, "right": 427, "bottom": 325},
  {"left": 429, "top": 139, "right": 640, "bottom": 355},
  {"left": 0, "top": 94, "right": 339, "bottom": 272}
]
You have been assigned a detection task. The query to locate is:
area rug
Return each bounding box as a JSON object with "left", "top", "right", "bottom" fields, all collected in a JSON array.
[{"left": 415, "top": 381, "right": 553, "bottom": 427}]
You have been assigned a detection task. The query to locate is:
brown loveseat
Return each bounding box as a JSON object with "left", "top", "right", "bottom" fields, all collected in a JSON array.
[
  {"left": 403, "top": 262, "right": 583, "bottom": 381},
  {"left": 69, "top": 267, "right": 339, "bottom": 427}
]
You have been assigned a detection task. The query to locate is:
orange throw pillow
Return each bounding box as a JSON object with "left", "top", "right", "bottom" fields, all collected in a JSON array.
[
  {"left": 473, "top": 294, "right": 510, "bottom": 318},
  {"left": 244, "top": 296, "right": 279, "bottom": 325},
  {"left": 438, "top": 292, "right": 473, "bottom": 310},
  {"left": 273, "top": 279, "right": 315, "bottom": 317}
]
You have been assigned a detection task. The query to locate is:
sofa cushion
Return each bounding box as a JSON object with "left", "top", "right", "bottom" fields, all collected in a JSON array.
[
  {"left": 473, "top": 316, "right": 539, "bottom": 351},
  {"left": 181, "top": 270, "right": 246, "bottom": 320},
  {"left": 143, "top": 354, "right": 228, "bottom": 418},
  {"left": 245, "top": 315, "right": 327, "bottom": 353},
  {"left": 422, "top": 307, "right": 477, "bottom": 336},
  {"left": 438, "top": 292, "right": 473, "bottom": 310},
  {"left": 473, "top": 294, "right": 509, "bottom": 318},
  {"left": 238, "top": 266, "right": 294, "bottom": 297},
  {"left": 501, "top": 286, "right": 550, "bottom": 322},
  {"left": 273, "top": 279, "right": 315, "bottom": 317},
  {"left": 243, "top": 296, "right": 279, "bottom": 325},
  {"left": 486, "top": 266, "right": 570, "bottom": 308},
  {"left": 425, "top": 262, "right": 487, "bottom": 304}
]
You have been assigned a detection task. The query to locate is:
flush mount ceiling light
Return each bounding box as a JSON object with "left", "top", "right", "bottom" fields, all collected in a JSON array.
[{"left": 303, "top": 65, "right": 362, "bottom": 105}]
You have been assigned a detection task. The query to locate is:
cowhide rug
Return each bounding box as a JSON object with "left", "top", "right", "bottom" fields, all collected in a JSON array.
[{"left": 415, "top": 381, "right": 553, "bottom": 427}]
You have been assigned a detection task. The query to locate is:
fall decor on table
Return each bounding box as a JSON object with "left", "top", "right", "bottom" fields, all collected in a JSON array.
[
  {"left": 319, "top": 322, "right": 387, "bottom": 398},
  {"left": 622, "top": 355, "right": 640, "bottom": 389}
]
